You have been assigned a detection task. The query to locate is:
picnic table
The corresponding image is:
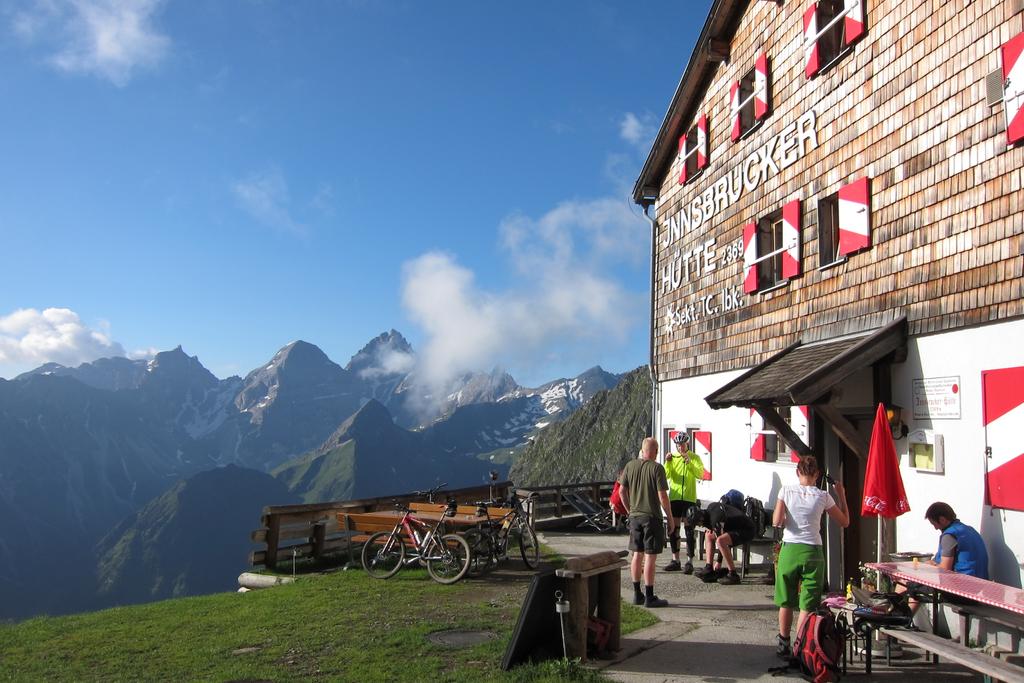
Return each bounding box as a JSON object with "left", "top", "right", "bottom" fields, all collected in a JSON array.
[
  {"left": 867, "top": 561, "right": 1024, "bottom": 616},
  {"left": 865, "top": 561, "right": 1024, "bottom": 681},
  {"left": 335, "top": 506, "right": 491, "bottom": 567}
]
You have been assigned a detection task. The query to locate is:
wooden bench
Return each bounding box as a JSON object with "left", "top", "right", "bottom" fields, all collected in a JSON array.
[
  {"left": 410, "top": 501, "right": 507, "bottom": 519},
  {"left": 696, "top": 528, "right": 775, "bottom": 579},
  {"left": 337, "top": 512, "right": 413, "bottom": 566},
  {"left": 878, "top": 627, "right": 1024, "bottom": 682},
  {"left": 953, "top": 603, "right": 1024, "bottom": 647}
]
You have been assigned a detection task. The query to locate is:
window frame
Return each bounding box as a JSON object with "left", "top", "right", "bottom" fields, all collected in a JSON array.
[
  {"left": 742, "top": 199, "right": 803, "bottom": 295},
  {"left": 755, "top": 210, "right": 787, "bottom": 291},
  {"left": 731, "top": 53, "right": 769, "bottom": 142},
  {"left": 676, "top": 114, "right": 708, "bottom": 184},
  {"left": 816, "top": 192, "right": 847, "bottom": 269},
  {"left": 804, "top": 0, "right": 866, "bottom": 79}
]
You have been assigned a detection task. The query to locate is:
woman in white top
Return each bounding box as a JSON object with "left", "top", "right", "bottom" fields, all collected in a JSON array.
[{"left": 771, "top": 455, "right": 848, "bottom": 659}]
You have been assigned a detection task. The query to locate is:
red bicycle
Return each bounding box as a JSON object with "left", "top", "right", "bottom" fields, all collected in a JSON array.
[{"left": 360, "top": 483, "right": 472, "bottom": 585}]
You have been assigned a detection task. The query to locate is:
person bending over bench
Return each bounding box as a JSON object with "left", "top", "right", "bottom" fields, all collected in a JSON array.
[{"left": 694, "top": 501, "right": 755, "bottom": 585}]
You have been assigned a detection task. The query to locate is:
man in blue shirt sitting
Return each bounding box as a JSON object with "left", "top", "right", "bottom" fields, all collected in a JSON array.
[{"left": 924, "top": 501, "right": 989, "bottom": 579}]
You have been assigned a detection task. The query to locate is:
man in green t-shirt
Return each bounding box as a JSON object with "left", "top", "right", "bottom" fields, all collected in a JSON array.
[
  {"left": 663, "top": 432, "right": 705, "bottom": 574},
  {"left": 619, "top": 437, "right": 674, "bottom": 608}
]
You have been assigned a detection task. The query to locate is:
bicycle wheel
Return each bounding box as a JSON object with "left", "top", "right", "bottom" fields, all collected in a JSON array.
[
  {"left": 463, "top": 529, "right": 496, "bottom": 574},
  {"left": 361, "top": 531, "right": 405, "bottom": 579},
  {"left": 514, "top": 522, "right": 540, "bottom": 569},
  {"left": 425, "top": 533, "right": 471, "bottom": 584}
]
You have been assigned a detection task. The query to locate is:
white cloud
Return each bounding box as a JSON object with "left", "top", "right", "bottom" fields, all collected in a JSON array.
[
  {"left": 402, "top": 196, "right": 647, "bottom": 388},
  {"left": 310, "top": 182, "right": 336, "bottom": 217},
  {"left": 619, "top": 111, "right": 657, "bottom": 150},
  {"left": 12, "top": 0, "right": 170, "bottom": 86},
  {"left": 0, "top": 307, "right": 126, "bottom": 371},
  {"left": 357, "top": 347, "right": 416, "bottom": 380},
  {"left": 232, "top": 167, "right": 307, "bottom": 237},
  {"left": 128, "top": 346, "right": 159, "bottom": 360},
  {"left": 500, "top": 197, "right": 647, "bottom": 269}
]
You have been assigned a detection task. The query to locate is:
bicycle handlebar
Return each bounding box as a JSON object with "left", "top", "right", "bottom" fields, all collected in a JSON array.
[{"left": 412, "top": 482, "right": 449, "bottom": 502}]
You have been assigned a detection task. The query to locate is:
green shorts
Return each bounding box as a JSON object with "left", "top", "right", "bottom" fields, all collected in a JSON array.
[{"left": 774, "top": 542, "right": 825, "bottom": 612}]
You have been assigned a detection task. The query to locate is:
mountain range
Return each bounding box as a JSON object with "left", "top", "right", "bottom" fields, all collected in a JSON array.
[{"left": 1, "top": 330, "right": 624, "bottom": 618}]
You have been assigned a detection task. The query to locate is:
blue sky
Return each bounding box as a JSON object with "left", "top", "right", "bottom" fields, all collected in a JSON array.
[{"left": 0, "top": 0, "right": 710, "bottom": 387}]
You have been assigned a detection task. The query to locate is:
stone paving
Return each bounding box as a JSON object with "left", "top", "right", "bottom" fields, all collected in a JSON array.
[{"left": 540, "top": 529, "right": 983, "bottom": 682}]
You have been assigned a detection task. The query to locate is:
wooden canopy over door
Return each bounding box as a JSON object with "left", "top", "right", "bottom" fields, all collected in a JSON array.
[{"left": 704, "top": 316, "right": 908, "bottom": 459}]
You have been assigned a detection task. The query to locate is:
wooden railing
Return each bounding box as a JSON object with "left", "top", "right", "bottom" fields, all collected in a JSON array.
[
  {"left": 516, "top": 481, "right": 615, "bottom": 522},
  {"left": 250, "top": 481, "right": 514, "bottom": 570}
]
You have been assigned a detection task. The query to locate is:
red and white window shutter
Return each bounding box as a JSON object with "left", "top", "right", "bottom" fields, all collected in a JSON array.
[
  {"left": 696, "top": 114, "right": 709, "bottom": 171},
  {"left": 803, "top": 4, "right": 820, "bottom": 78},
  {"left": 742, "top": 222, "right": 758, "bottom": 294},
  {"left": 677, "top": 134, "right": 690, "bottom": 184},
  {"left": 837, "top": 177, "right": 871, "bottom": 255},
  {"left": 844, "top": 0, "right": 865, "bottom": 45},
  {"left": 755, "top": 53, "right": 770, "bottom": 121},
  {"left": 1001, "top": 31, "right": 1024, "bottom": 145},
  {"left": 678, "top": 114, "right": 710, "bottom": 184},
  {"left": 750, "top": 409, "right": 767, "bottom": 461},
  {"left": 694, "top": 430, "right": 712, "bottom": 481},
  {"left": 781, "top": 199, "right": 802, "bottom": 279},
  {"left": 789, "top": 406, "right": 810, "bottom": 462},
  {"left": 730, "top": 81, "right": 742, "bottom": 142},
  {"left": 983, "top": 366, "right": 1024, "bottom": 511},
  {"left": 804, "top": 0, "right": 865, "bottom": 78}
]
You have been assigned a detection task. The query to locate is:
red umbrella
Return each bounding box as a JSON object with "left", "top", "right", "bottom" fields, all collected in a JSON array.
[{"left": 862, "top": 402, "right": 911, "bottom": 518}]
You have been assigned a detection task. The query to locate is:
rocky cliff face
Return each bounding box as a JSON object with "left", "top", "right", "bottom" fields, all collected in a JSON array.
[{"left": 509, "top": 366, "right": 651, "bottom": 486}]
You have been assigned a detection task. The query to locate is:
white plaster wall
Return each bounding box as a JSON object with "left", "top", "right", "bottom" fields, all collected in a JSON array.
[
  {"left": 657, "top": 369, "right": 802, "bottom": 510},
  {"left": 892, "top": 318, "right": 1024, "bottom": 587}
]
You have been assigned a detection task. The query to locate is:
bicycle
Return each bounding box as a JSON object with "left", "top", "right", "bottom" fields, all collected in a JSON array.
[
  {"left": 360, "top": 483, "right": 472, "bottom": 585},
  {"left": 464, "top": 488, "right": 539, "bottom": 572}
]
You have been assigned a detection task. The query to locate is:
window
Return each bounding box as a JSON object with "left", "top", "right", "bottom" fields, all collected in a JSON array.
[
  {"left": 750, "top": 406, "right": 809, "bottom": 463},
  {"left": 749, "top": 408, "right": 779, "bottom": 462},
  {"left": 757, "top": 212, "right": 785, "bottom": 289},
  {"left": 677, "top": 114, "right": 708, "bottom": 184},
  {"left": 817, "top": 178, "right": 872, "bottom": 267},
  {"left": 730, "top": 53, "right": 769, "bottom": 141},
  {"left": 742, "top": 200, "right": 802, "bottom": 294},
  {"left": 803, "top": 0, "right": 866, "bottom": 78},
  {"left": 837, "top": 177, "right": 872, "bottom": 255},
  {"left": 817, "top": 193, "right": 842, "bottom": 267}
]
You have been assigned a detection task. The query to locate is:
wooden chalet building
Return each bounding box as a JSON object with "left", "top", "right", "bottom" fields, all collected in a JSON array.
[{"left": 633, "top": 0, "right": 1024, "bottom": 587}]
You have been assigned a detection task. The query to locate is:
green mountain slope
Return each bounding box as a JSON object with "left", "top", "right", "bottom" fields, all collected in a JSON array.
[
  {"left": 509, "top": 366, "right": 652, "bottom": 486},
  {"left": 272, "top": 439, "right": 358, "bottom": 503},
  {"left": 95, "top": 465, "right": 299, "bottom": 607}
]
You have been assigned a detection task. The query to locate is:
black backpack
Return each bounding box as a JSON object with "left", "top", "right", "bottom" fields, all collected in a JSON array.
[{"left": 743, "top": 496, "right": 767, "bottom": 538}]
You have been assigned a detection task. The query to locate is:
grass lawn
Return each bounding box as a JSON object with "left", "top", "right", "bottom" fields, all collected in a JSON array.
[{"left": 0, "top": 556, "right": 656, "bottom": 682}]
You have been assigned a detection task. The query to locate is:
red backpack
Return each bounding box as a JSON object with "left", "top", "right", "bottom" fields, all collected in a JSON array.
[
  {"left": 791, "top": 609, "right": 844, "bottom": 683},
  {"left": 609, "top": 481, "right": 627, "bottom": 516}
]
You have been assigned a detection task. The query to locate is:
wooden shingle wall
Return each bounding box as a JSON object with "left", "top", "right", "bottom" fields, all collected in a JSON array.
[{"left": 653, "top": 0, "right": 1024, "bottom": 382}]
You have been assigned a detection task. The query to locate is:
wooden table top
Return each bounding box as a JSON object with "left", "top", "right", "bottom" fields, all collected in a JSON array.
[{"left": 867, "top": 561, "right": 1024, "bottom": 616}]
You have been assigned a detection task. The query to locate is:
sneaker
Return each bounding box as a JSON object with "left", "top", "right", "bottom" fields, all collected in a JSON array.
[
  {"left": 775, "top": 634, "right": 791, "bottom": 659},
  {"left": 644, "top": 595, "right": 669, "bottom": 608},
  {"left": 694, "top": 564, "right": 714, "bottom": 578},
  {"left": 698, "top": 567, "right": 721, "bottom": 583},
  {"left": 682, "top": 561, "right": 693, "bottom": 575},
  {"left": 632, "top": 593, "right": 644, "bottom": 605},
  {"left": 663, "top": 560, "right": 682, "bottom": 572},
  {"left": 718, "top": 571, "right": 741, "bottom": 585}
]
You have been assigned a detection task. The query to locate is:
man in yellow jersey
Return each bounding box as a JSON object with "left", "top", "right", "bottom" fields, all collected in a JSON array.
[{"left": 663, "top": 432, "right": 705, "bottom": 574}]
